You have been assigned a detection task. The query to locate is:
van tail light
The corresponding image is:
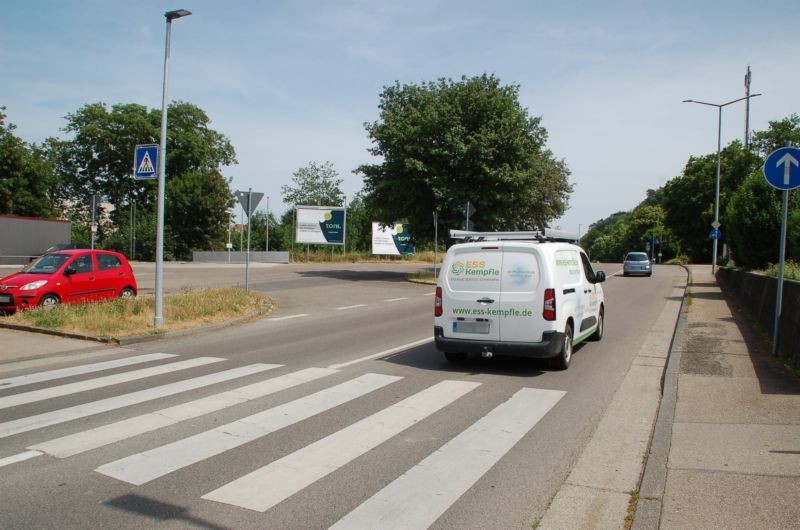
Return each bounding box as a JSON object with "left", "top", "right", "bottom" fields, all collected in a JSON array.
[
  {"left": 543, "top": 288, "right": 556, "bottom": 321},
  {"left": 434, "top": 287, "right": 443, "bottom": 317}
]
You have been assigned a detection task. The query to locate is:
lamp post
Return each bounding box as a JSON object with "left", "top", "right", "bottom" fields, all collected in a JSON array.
[
  {"left": 683, "top": 93, "right": 761, "bottom": 275},
  {"left": 155, "top": 8, "right": 191, "bottom": 328}
]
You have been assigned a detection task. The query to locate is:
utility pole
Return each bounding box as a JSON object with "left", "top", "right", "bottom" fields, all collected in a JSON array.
[{"left": 744, "top": 66, "right": 752, "bottom": 150}]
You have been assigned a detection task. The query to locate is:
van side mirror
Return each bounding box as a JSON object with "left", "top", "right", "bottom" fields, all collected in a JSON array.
[{"left": 593, "top": 271, "right": 606, "bottom": 283}]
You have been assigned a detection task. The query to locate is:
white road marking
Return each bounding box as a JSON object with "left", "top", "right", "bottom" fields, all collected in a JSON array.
[
  {"left": 202, "top": 380, "right": 481, "bottom": 512},
  {"left": 335, "top": 304, "right": 367, "bottom": 311},
  {"left": 95, "top": 373, "right": 402, "bottom": 485},
  {"left": 327, "top": 338, "right": 433, "bottom": 369},
  {"left": 423, "top": 292, "right": 436, "bottom": 296},
  {"left": 332, "top": 387, "right": 566, "bottom": 529},
  {"left": 30, "top": 367, "right": 335, "bottom": 458},
  {"left": 0, "top": 353, "right": 177, "bottom": 390},
  {"left": 383, "top": 297, "right": 408, "bottom": 302},
  {"left": 0, "top": 364, "right": 279, "bottom": 439},
  {"left": 0, "top": 450, "right": 42, "bottom": 468},
  {"left": 267, "top": 314, "right": 309, "bottom": 321},
  {"left": 0, "top": 357, "right": 225, "bottom": 410}
]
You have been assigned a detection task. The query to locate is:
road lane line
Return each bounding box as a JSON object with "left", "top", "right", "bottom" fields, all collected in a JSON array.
[
  {"left": 95, "top": 373, "right": 402, "bottom": 486},
  {"left": 327, "top": 337, "right": 433, "bottom": 369},
  {"left": 0, "top": 353, "right": 177, "bottom": 390},
  {"left": 383, "top": 298, "right": 409, "bottom": 302},
  {"left": 202, "top": 380, "right": 481, "bottom": 512},
  {"left": 0, "top": 364, "right": 280, "bottom": 439},
  {"left": 335, "top": 304, "right": 367, "bottom": 311},
  {"left": 267, "top": 314, "right": 309, "bottom": 322},
  {"left": 30, "top": 367, "right": 337, "bottom": 458},
  {"left": 0, "top": 357, "right": 225, "bottom": 410},
  {"left": 332, "top": 387, "right": 566, "bottom": 529}
]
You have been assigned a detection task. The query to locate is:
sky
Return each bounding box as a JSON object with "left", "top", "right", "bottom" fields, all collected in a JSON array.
[{"left": 3, "top": 0, "right": 799, "bottom": 238}]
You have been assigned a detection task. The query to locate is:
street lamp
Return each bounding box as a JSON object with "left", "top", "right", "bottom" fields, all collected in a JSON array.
[
  {"left": 683, "top": 93, "right": 761, "bottom": 275},
  {"left": 155, "top": 8, "right": 191, "bottom": 328}
]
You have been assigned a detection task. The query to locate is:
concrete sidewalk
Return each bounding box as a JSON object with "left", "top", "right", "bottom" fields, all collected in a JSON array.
[{"left": 634, "top": 265, "right": 800, "bottom": 529}]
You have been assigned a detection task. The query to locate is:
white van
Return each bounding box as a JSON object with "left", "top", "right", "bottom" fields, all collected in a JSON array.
[{"left": 434, "top": 230, "right": 606, "bottom": 369}]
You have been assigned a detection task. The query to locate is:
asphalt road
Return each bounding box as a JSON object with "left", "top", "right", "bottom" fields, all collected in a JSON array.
[{"left": 0, "top": 261, "right": 685, "bottom": 529}]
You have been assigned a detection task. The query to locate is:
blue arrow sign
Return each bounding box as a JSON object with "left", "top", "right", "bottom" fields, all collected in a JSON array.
[
  {"left": 134, "top": 144, "right": 159, "bottom": 180},
  {"left": 710, "top": 229, "right": 721, "bottom": 240},
  {"left": 763, "top": 147, "right": 800, "bottom": 191}
]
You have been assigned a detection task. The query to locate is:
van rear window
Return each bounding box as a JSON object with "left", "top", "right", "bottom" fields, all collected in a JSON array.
[{"left": 501, "top": 251, "right": 540, "bottom": 292}]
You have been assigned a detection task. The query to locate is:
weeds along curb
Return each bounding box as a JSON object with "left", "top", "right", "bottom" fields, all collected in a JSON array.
[{"left": 0, "top": 300, "right": 274, "bottom": 346}]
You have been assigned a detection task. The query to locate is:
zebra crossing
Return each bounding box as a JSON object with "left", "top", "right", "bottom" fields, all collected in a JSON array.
[{"left": 0, "top": 351, "right": 566, "bottom": 527}]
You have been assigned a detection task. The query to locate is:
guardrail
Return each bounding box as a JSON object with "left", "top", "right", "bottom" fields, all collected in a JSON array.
[{"left": 716, "top": 267, "right": 800, "bottom": 369}]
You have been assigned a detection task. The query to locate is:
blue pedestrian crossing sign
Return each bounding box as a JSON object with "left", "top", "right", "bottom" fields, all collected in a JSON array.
[
  {"left": 134, "top": 144, "right": 159, "bottom": 180},
  {"left": 763, "top": 147, "right": 800, "bottom": 191}
]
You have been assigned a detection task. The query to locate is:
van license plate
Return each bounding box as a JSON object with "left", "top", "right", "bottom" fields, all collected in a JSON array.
[{"left": 453, "top": 321, "right": 490, "bottom": 334}]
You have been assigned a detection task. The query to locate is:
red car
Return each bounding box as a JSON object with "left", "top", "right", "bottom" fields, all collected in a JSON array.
[{"left": 0, "top": 249, "right": 137, "bottom": 312}]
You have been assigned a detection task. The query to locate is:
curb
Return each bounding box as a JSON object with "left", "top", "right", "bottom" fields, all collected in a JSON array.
[{"left": 632, "top": 265, "right": 693, "bottom": 529}]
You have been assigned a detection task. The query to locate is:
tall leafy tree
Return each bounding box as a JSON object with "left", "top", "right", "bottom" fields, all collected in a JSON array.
[
  {"left": 0, "top": 107, "right": 57, "bottom": 217},
  {"left": 357, "top": 74, "right": 572, "bottom": 243},
  {"left": 281, "top": 161, "right": 345, "bottom": 207},
  {"left": 47, "top": 101, "right": 237, "bottom": 257},
  {"left": 166, "top": 169, "right": 235, "bottom": 259},
  {"left": 751, "top": 114, "right": 800, "bottom": 156}
]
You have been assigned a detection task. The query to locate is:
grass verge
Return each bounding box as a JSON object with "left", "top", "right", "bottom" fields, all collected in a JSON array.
[{"left": 0, "top": 287, "right": 271, "bottom": 340}]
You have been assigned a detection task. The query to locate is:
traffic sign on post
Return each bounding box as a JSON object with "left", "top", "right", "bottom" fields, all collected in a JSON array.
[
  {"left": 763, "top": 147, "right": 800, "bottom": 190},
  {"left": 134, "top": 144, "right": 159, "bottom": 180},
  {"left": 235, "top": 190, "right": 264, "bottom": 216},
  {"left": 710, "top": 229, "right": 721, "bottom": 240}
]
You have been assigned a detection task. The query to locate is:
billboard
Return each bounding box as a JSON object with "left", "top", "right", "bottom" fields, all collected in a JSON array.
[
  {"left": 296, "top": 206, "right": 346, "bottom": 245},
  {"left": 372, "top": 223, "right": 415, "bottom": 255}
]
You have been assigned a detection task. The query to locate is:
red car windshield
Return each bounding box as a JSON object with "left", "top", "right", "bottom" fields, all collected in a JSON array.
[{"left": 26, "top": 253, "right": 71, "bottom": 274}]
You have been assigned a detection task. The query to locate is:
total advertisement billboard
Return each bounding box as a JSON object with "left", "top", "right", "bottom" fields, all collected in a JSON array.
[
  {"left": 296, "top": 206, "right": 346, "bottom": 245},
  {"left": 372, "top": 222, "right": 415, "bottom": 255}
]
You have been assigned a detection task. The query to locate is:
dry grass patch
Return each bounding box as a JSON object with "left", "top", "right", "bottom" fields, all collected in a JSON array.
[{"left": 1, "top": 287, "right": 271, "bottom": 339}]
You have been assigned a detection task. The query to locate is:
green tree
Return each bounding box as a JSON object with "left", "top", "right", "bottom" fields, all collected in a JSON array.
[
  {"left": 281, "top": 161, "right": 345, "bottom": 208},
  {"left": 357, "top": 74, "right": 572, "bottom": 243},
  {"left": 47, "top": 101, "right": 237, "bottom": 256},
  {"left": 725, "top": 172, "right": 785, "bottom": 268},
  {"left": 345, "top": 192, "right": 374, "bottom": 253},
  {"left": 660, "top": 142, "right": 760, "bottom": 263},
  {"left": 751, "top": 114, "right": 800, "bottom": 156},
  {"left": 167, "top": 169, "right": 235, "bottom": 260},
  {"left": 0, "top": 107, "right": 57, "bottom": 217}
]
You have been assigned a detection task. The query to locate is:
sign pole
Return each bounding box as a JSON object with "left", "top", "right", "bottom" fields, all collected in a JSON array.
[
  {"left": 245, "top": 189, "right": 252, "bottom": 290},
  {"left": 762, "top": 145, "right": 800, "bottom": 357},
  {"left": 772, "top": 189, "right": 788, "bottom": 356}
]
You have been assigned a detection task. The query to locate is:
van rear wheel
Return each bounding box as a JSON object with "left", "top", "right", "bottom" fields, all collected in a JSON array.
[
  {"left": 590, "top": 307, "right": 604, "bottom": 341},
  {"left": 552, "top": 323, "right": 573, "bottom": 370},
  {"left": 444, "top": 352, "right": 467, "bottom": 363}
]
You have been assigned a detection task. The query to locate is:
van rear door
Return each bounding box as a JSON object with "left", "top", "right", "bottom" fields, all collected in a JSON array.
[
  {"left": 496, "top": 243, "right": 544, "bottom": 342},
  {"left": 440, "top": 244, "right": 503, "bottom": 342}
]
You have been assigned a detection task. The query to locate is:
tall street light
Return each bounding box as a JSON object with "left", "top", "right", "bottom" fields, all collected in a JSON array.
[
  {"left": 155, "top": 8, "right": 191, "bottom": 328},
  {"left": 683, "top": 93, "right": 761, "bottom": 275}
]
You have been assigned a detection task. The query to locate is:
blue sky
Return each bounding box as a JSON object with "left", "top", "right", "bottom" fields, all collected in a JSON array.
[{"left": 4, "top": 0, "right": 799, "bottom": 237}]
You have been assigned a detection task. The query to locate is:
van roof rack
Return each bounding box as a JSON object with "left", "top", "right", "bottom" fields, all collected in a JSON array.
[{"left": 449, "top": 229, "right": 579, "bottom": 243}]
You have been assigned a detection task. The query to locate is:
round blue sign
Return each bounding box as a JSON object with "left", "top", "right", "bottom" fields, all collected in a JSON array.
[{"left": 763, "top": 147, "right": 800, "bottom": 191}]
